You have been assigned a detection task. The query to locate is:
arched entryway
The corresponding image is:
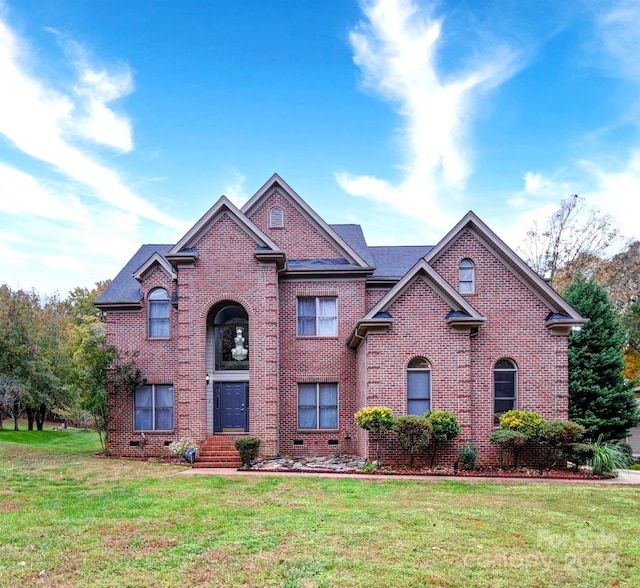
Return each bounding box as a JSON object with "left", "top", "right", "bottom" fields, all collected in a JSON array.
[{"left": 207, "top": 302, "right": 249, "bottom": 433}]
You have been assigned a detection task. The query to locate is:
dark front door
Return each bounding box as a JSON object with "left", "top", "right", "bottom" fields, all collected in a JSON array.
[{"left": 216, "top": 382, "right": 248, "bottom": 432}]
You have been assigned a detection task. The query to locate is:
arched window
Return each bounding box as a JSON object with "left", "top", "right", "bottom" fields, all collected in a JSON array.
[
  {"left": 494, "top": 359, "right": 517, "bottom": 424},
  {"left": 407, "top": 357, "right": 431, "bottom": 415},
  {"left": 269, "top": 206, "right": 284, "bottom": 228},
  {"left": 213, "top": 303, "right": 249, "bottom": 371},
  {"left": 148, "top": 288, "right": 170, "bottom": 338},
  {"left": 459, "top": 259, "right": 475, "bottom": 293}
]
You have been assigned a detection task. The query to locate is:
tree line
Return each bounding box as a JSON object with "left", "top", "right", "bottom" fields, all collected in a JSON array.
[{"left": 1, "top": 195, "right": 638, "bottom": 445}]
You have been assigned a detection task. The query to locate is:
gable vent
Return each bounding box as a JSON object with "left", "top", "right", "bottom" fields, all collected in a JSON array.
[{"left": 269, "top": 206, "right": 284, "bottom": 228}]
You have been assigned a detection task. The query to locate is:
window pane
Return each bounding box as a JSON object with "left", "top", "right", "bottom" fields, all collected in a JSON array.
[
  {"left": 298, "top": 317, "right": 316, "bottom": 336},
  {"left": 318, "top": 317, "right": 337, "bottom": 335},
  {"left": 408, "top": 399, "right": 430, "bottom": 415},
  {"left": 156, "top": 408, "right": 173, "bottom": 430},
  {"left": 150, "top": 318, "right": 170, "bottom": 338},
  {"left": 319, "top": 384, "right": 337, "bottom": 406},
  {"left": 149, "top": 300, "right": 169, "bottom": 319},
  {"left": 299, "top": 407, "right": 317, "bottom": 428},
  {"left": 318, "top": 298, "right": 336, "bottom": 318},
  {"left": 298, "top": 298, "right": 316, "bottom": 317},
  {"left": 319, "top": 407, "right": 337, "bottom": 428},
  {"left": 135, "top": 386, "right": 152, "bottom": 407},
  {"left": 407, "top": 371, "right": 430, "bottom": 399},
  {"left": 298, "top": 384, "right": 316, "bottom": 406},
  {"left": 135, "top": 408, "right": 152, "bottom": 430}
]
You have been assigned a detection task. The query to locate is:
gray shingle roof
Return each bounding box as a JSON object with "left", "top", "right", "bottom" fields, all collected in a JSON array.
[
  {"left": 369, "top": 246, "right": 433, "bottom": 279},
  {"left": 96, "top": 244, "right": 172, "bottom": 305}
]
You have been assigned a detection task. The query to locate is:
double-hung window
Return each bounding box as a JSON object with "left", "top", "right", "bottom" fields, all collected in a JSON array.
[
  {"left": 298, "top": 383, "right": 338, "bottom": 429},
  {"left": 297, "top": 297, "right": 337, "bottom": 336},
  {"left": 459, "top": 259, "right": 475, "bottom": 294},
  {"left": 134, "top": 384, "right": 174, "bottom": 431},
  {"left": 149, "top": 288, "right": 170, "bottom": 338},
  {"left": 407, "top": 357, "right": 431, "bottom": 415},
  {"left": 494, "top": 359, "right": 517, "bottom": 425}
]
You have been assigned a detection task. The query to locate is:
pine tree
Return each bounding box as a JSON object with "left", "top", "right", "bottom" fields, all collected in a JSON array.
[{"left": 564, "top": 275, "right": 639, "bottom": 441}]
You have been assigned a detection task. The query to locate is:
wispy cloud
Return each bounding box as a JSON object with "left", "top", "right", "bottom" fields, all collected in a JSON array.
[
  {"left": 337, "top": 0, "right": 520, "bottom": 227},
  {"left": 0, "top": 15, "right": 182, "bottom": 229}
]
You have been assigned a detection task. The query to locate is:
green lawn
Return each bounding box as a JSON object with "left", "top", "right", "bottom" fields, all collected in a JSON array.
[{"left": 1, "top": 427, "right": 639, "bottom": 587}]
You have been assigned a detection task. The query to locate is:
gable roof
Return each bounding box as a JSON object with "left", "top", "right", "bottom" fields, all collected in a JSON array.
[
  {"left": 347, "top": 259, "right": 486, "bottom": 348},
  {"left": 242, "top": 174, "right": 372, "bottom": 270},
  {"left": 168, "top": 195, "right": 283, "bottom": 261},
  {"left": 95, "top": 244, "right": 172, "bottom": 309},
  {"left": 425, "top": 211, "right": 586, "bottom": 331}
]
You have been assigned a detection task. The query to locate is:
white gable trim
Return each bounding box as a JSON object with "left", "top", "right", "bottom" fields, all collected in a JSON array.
[
  {"left": 133, "top": 252, "right": 177, "bottom": 282},
  {"left": 169, "top": 196, "right": 283, "bottom": 254},
  {"left": 242, "top": 173, "right": 372, "bottom": 268},
  {"left": 366, "top": 259, "right": 485, "bottom": 321},
  {"left": 425, "top": 211, "right": 585, "bottom": 324}
]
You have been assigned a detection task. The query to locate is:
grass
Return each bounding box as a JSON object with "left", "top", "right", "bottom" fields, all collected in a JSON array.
[{"left": 1, "top": 427, "right": 640, "bottom": 587}]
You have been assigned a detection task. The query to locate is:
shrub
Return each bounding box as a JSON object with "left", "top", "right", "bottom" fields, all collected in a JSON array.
[
  {"left": 458, "top": 441, "right": 478, "bottom": 470},
  {"left": 489, "top": 428, "right": 527, "bottom": 467},
  {"left": 566, "top": 443, "right": 594, "bottom": 468},
  {"left": 168, "top": 437, "right": 200, "bottom": 460},
  {"left": 499, "top": 410, "right": 545, "bottom": 438},
  {"left": 394, "top": 415, "right": 432, "bottom": 468},
  {"left": 354, "top": 407, "right": 395, "bottom": 433},
  {"left": 234, "top": 436, "right": 261, "bottom": 467},
  {"left": 426, "top": 410, "right": 461, "bottom": 467},
  {"left": 617, "top": 443, "right": 634, "bottom": 468},
  {"left": 590, "top": 435, "right": 631, "bottom": 476},
  {"left": 355, "top": 406, "right": 395, "bottom": 465},
  {"left": 540, "top": 420, "right": 585, "bottom": 467}
]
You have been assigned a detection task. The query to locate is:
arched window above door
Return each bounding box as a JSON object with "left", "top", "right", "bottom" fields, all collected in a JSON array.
[{"left": 213, "top": 303, "right": 249, "bottom": 371}]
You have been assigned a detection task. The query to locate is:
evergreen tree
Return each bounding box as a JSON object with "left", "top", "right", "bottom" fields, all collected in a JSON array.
[{"left": 564, "top": 275, "right": 638, "bottom": 441}]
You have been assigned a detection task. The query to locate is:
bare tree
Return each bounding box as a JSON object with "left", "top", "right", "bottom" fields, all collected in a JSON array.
[{"left": 518, "top": 195, "right": 621, "bottom": 292}]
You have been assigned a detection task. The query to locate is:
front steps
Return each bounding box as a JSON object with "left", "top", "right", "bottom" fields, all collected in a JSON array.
[{"left": 193, "top": 434, "right": 244, "bottom": 468}]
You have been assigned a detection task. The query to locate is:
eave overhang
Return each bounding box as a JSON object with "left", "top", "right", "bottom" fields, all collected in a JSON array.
[
  {"left": 254, "top": 248, "right": 287, "bottom": 270},
  {"left": 94, "top": 300, "right": 142, "bottom": 312},
  {"left": 545, "top": 312, "right": 588, "bottom": 336},
  {"left": 347, "top": 316, "right": 394, "bottom": 349}
]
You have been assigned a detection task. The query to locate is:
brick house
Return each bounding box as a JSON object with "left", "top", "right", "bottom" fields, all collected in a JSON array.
[{"left": 96, "top": 174, "right": 585, "bottom": 465}]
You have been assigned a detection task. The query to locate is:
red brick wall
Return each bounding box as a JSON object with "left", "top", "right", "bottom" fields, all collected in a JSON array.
[
  {"left": 276, "top": 279, "right": 365, "bottom": 457},
  {"left": 247, "top": 189, "right": 344, "bottom": 260}
]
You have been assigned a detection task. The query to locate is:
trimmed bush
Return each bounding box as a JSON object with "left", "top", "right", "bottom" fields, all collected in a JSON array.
[
  {"left": 394, "top": 415, "right": 432, "bottom": 468},
  {"left": 355, "top": 406, "right": 395, "bottom": 465},
  {"left": 540, "top": 420, "right": 585, "bottom": 467},
  {"left": 354, "top": 407, "right": 395, "bottom": 434},
  {"left": 499, "top": 410, "right": 545, "bottom": 438},
  {"left": 489, "top": 428, "right": 527, "bottom": 467},
  {"left": 234, "top": 436, "right": 261, "bottom": 467},
  {"left": 458, "top": 441, "right": 478, "bottom": 470},
  {"left": 566, "top": 443, "right": 594, "bottom": 468},
  {"left": 426, "top": 410, "right": 461, "bottom": 467}
]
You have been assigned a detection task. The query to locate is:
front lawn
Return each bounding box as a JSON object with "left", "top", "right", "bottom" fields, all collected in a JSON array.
[{"left": 1, "top": 427, "right": 639, "bottom": 587}]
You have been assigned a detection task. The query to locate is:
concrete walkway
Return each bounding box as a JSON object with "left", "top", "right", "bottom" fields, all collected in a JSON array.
[{"left": 180, "top": 466, "right": 640, "bottom": 485}]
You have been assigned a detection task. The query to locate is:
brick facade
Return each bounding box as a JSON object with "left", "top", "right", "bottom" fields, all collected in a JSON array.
[{"left": 97, "top": 174, "right": 583, "bottom": 465}]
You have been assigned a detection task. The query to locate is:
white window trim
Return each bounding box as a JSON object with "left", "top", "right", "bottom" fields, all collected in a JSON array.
[
  {"left": 459, "top": 259, "right": 475, "bottom": 294},
  {"left": 134, "top": 384, "right": 174, "bottom": 432},
  {"left": 296, "top": 296, "right": 338, "bottom": 337},
  {"left": 407, "top": 360, "right": 432, "bottom": 415},
  {"left": 148, "top": 288, "right": 170, "bottom": 339},
  {"left": 297, "top": 383, "right": 339, "bottom": 430},
  {"left": 493, "top": 359, "right": 517, "bottom": 425}
]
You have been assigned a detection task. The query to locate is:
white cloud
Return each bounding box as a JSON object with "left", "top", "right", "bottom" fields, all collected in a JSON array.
[
  {"left": 0, "top": 15, "right": 183, "bottom": 229},
  {"left": 337, "top": 0, "right": 520, "bottom": 227},
  {"left": 223, "top": 170, "right": 249, "bottom": 207},
  {"left": 591, "top": 0, "right": 640, "bottom": 83}
]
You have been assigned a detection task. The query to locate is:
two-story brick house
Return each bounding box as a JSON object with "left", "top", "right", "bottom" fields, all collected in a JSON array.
[{"left": 96, "top": 174, "right": 584, "bottom": 465}]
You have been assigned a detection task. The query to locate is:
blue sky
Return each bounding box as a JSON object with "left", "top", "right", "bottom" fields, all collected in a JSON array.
[{"left": 1, "top": 0, "right": 639, "bottom": 296}]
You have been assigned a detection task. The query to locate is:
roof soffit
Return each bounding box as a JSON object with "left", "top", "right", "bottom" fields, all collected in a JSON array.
[
  {"left": 241, "top": 173, "right": 372, "bottom": 269},
  {"left": 425, "top": 211, "right": 585, "bottom": 322}
]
